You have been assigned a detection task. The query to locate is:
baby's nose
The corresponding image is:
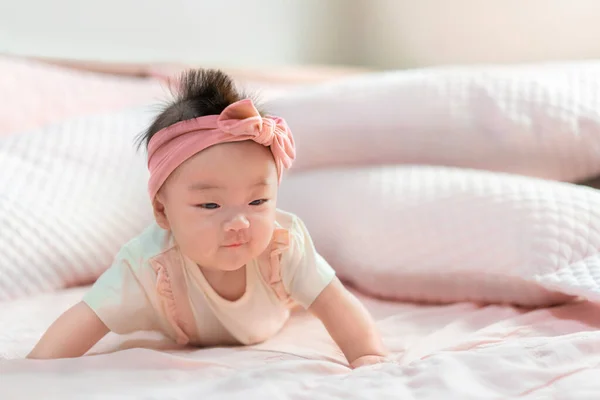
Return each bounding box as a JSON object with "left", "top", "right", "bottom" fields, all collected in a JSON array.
[{"left": 224, "top": 213, "right": 250, "bottom": 231}]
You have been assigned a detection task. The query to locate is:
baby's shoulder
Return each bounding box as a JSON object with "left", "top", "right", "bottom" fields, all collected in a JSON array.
[
  {"left": 270, "top": 210, "right": 335, "bottom": 309},
  {"left": 114, "top": 222, "right": 174, "bottom": 273},
  {"left": 274, "top": 209, "right": 309, "bottom": 244},
  {"left": 274, "top": 208, "right": 300, "bottom": 231},
  {"left": 273, "top": 209, "right": 314, "bottom": 261}
]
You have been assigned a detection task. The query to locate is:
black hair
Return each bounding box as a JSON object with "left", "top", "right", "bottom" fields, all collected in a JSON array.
[{"left": 136, "top": 68, "right": 262, "bottom": 150}]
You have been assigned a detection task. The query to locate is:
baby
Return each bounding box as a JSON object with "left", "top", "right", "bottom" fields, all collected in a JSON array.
[{"left": 27, "top": 69, "right": 388, "bottom": 368}]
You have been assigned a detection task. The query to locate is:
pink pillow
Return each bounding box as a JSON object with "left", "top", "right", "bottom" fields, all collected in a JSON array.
[
  {"left": 266, "top": 62, "right": 600, "bottom": 183},
  {"left": 278, "top": 166, "right": 600, "bottom": 307},
  {"left": 0, "top": 56, "right": 164, "bottom": 136}
]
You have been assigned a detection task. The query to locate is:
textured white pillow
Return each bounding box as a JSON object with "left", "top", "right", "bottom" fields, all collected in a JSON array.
[
  {"left": 266, "top": 62, "right": 600, "bottom": 183},
  {"left": 278, "top": 166, "right": 600, "bottom": 306},
  {"left": 0, "top": 109, "right": 155, "bottom": 301}
]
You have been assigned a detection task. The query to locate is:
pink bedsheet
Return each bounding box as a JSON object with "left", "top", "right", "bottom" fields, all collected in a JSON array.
[{"left": 2, "top": 287, "right": 600, "bottom": 399}]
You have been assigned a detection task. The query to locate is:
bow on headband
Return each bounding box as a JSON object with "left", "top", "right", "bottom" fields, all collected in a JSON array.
[{"left": 147, "top": 99, "right": 296, "bottom": 200}]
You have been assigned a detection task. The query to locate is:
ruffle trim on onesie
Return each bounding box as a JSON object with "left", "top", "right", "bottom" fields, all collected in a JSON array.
[
  {"left": 258, "top": 228, "right": 295, "bottom": 307},
  {"left": 150, "top": 248, "right": 197, "bottom": 345}
]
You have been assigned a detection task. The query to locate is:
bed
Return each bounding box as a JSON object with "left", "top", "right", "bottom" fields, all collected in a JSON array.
[
  {"left": 3, "top": 286, "right": 600, "bottom": 399},
  {"left": 2, "top": 54, "right": 600, "bottom": 399}
]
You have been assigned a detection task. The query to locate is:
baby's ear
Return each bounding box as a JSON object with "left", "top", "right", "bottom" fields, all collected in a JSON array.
[{"left": 152, "top": 194, "right": 171, "bottom": 231}]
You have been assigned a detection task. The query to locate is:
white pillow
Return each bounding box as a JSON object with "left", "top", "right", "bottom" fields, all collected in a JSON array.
[
  {"left": 267, "top": 62, "right": 600, "bottom": 183},
  {"left": 0, "top": 108, "right": 155, "bottom": 301},
  {"left": 278, "top": 166, "right": 600, "bottom": 306}
]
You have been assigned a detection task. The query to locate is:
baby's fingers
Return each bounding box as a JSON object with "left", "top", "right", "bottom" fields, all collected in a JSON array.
[{"left": 350, "top": 355, "right": 392, "bottom": 369}]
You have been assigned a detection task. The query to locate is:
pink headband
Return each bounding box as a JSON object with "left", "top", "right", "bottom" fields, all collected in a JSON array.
[{"left": 147, "top": 99, "right": 296, "bottom": 200}]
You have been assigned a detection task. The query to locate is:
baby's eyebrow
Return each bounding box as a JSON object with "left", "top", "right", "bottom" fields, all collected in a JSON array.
[
  {"left": 188, "top": 179, "right": 271, "bottom": 191},
  {"left": 251, "top": 180, "right": 270, "bottom": 188},
  {"left": 188, "top": 182, "right": 221, "bottom": 191}
]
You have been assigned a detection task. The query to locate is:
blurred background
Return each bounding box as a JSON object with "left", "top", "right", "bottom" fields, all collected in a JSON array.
[{"left": 2, "top": 0, "right": 600, "bottom": 70}]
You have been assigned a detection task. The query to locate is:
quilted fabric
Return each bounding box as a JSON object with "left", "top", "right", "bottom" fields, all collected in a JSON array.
[
  {"left": 0, "top": 56, "right": 164, "bottom": 137},
  {"left": 0, "top": 108, "right": 155, "bottom": 301},
  {"left": 278, "top": 165, "right": 600, "bottom": 306},
  {"left": 266, "top": 61, "right": 600, "bottom": 183}
]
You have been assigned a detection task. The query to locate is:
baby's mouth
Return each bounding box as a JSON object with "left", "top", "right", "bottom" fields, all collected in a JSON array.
[{"left": 222, "top": 242, "right": 246, "bottom": 248}]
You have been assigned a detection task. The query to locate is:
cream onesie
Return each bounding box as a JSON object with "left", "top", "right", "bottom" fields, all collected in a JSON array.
[{"left": 83, "top": 209, "right": 336, "bottom": 346}]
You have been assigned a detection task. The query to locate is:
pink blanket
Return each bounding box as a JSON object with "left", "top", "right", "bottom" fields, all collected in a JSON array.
[{"left": 2, "top": 287, "right": 600, "bottom": 398}]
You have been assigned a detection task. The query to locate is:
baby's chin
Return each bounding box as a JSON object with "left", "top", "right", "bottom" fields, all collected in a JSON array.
[
  {"left": 215, "top": 264, "right": 248, "bottom": 272},
  {"left": 192, "top": 242, "right": 270, "bottom": 271},
  {"left": 211, "top": 249, "right": 259, "bottom": 271},
  {"left": 194, "top": 258, "right": 248, "bottom": 272}
]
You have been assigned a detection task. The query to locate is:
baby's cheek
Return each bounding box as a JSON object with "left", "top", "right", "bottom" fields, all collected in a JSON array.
[
  {"left": 182, "top": 236, "right": 217, "bottom": 267},
  {"left": 176, "top": 219, "right": 217, "bottom": 255},
  {"left": 251, "top": 215, "right": 276, "bottom": 253}
]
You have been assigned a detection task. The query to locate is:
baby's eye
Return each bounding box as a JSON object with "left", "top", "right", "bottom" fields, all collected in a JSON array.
[
  {"left": 198, "top": 203, "right": 220, "bottom": 209},
  {"left": 249, "top": 199, "right": 268, "bottom": 206}
]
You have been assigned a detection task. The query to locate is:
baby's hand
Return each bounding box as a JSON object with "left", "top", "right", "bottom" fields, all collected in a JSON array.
[
  {"left": 309, "top": 278, "right": 391, "bottom": 369},
  {"left": 350, "top": 355, "right": 391, "bottom": 369}
]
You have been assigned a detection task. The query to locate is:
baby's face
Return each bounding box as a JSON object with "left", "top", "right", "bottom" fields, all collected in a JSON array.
[{"left": 154, "top": 140, "right": 278, "bottom": 271}]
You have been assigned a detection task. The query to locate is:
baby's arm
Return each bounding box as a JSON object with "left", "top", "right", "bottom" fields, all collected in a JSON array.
[
  {"left": 27, "top": 301, "right": 109, "bottom": 359},
  {"left": 309, "top": 277, "right": 389, "bottom": 368}
]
